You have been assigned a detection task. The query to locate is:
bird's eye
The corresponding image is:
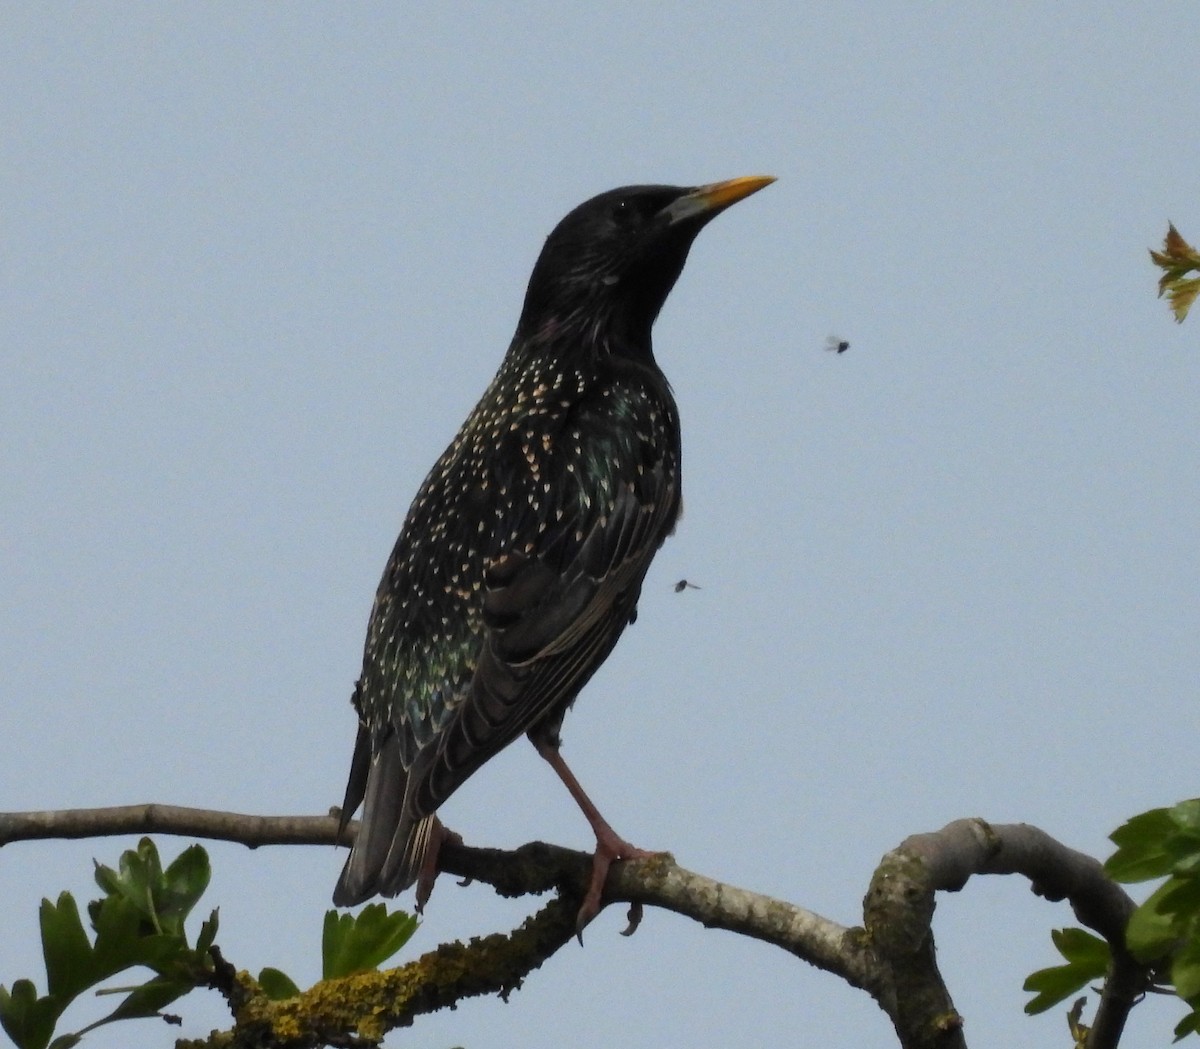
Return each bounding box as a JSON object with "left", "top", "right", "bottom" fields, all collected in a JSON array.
[{"left": 611, "top": 198, "right": 643, "bottom": 230}]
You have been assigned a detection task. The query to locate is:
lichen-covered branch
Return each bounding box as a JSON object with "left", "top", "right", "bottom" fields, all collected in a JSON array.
[{"left": 179, "top": 896, "right": 580, "bottom": 1049}]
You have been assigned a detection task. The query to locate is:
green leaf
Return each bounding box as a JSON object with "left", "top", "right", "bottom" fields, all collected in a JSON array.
[
  {"left": 1164, "top": 848, "right": 1200, "bottom": 880},
  {"left": 322, "top": 905, "right": 419, "bottom": 979},
  {"left": 87, "top": 976, "right": 192, "bottom": 1028},
  {"left": 1172, "top": 801, "right": 1200, "bottom": 834},
  {"left": 132, "top": 838, "right": 164, "bottom": 887},
  {"left": 91, "top": 863, "right": 122, "bottom": 901},
  {"left": 196, "top": 909, "right": 220, "bottom": 955},
  {"left": 93, "top": 846, "right": 157, "bottom": 932},
  {"left": 0, "top": 979, "right": 60, "bottom": 1049},
  {"left": 257, "top": 968, "right": 302, "bottom": 1001},
  {"left": 114, "top": 842, "right": 154, "bottom": 920},
  {"left": 1023, "top": 928, "right": 1110, "bottom": 1015},
  {"left": 1108, "top": 808, "right": 1177, "bottom": 882},
  {"left": 1053, "top": 927, "right": 1109, "bottom": 967},
  {"left": 158, "top": 845, "right": 211, "bottom": 936},
  {"left": 91, "top": 839, "right": 212, "bottom": 942},
  {"left": 39, "top": 895, "right": 97, "bottom": 1001},
  {"left": 1171, "top": 938, "right": 1200, "bottom": 1002},
  {"left": 1174, "top": 1007, "right": 1200, "bottom": 1041},
  {"left": 88, "top": 895, "right": 183, "bottom": 977},
  {"left": 46, "top": 1035, "right": 81, "bottom": 1049},
  {"left": 1024, "top": 965, "right": 1094, "bottom": 1016},
  {"left": 1126, "top": 879, "right": 1186, "bottom": 962},
  {"left": 1159, "top": 876, "right": 1200, "bottom": 923}
]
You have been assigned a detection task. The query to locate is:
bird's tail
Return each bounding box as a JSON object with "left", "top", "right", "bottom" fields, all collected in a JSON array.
[{"left": 333, "top": 726, "right": 435, "bottom": 905}]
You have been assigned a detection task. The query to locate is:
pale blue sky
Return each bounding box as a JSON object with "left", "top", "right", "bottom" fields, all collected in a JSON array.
[{"left": 2, "top": 6, "right": 1197, "bottom": 1048}]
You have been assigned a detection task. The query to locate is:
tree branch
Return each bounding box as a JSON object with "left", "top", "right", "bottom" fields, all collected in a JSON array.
[
  {"left": 1, "top": 806, "right": 1145, "bottom": 1049},
  {"left": 438, "top": 838, "right": 877, "bottom": 993},
  {"left": 184, "top": 895, "right": 583, "bottom": 1049},
  {"left": 0, "top": 804, "right": 352, "bottom": 848},
  {"left": 867, "top": 818, "right": 1149, "bottom": 1049}
]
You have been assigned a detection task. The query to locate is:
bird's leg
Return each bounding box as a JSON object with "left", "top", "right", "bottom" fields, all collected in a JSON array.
[
  {"left": 531, "top": 737, "right": 656, "bottom": 935},
  {"left": 413, "top": 816, "right": 462, "bottom": 914}
]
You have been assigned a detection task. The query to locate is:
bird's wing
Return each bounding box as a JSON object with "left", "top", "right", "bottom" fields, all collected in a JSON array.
[{"left": 405, "top": 454, "right": 679, "bottom": 816}]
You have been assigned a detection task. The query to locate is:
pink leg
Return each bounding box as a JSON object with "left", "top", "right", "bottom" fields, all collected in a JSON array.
[{"left": 533, "top": 739, "right": 656, "bottom": 934}]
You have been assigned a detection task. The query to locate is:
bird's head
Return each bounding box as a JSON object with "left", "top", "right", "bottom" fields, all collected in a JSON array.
[{"left": 516, "top": 176, "right": 774, "bottom": 356}]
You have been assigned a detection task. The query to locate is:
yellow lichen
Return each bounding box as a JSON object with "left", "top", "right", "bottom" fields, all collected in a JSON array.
[{"left": 221, "top": 898, "right": 575, "bottom": 1046}]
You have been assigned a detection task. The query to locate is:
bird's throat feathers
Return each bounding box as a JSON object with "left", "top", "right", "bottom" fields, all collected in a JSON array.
[{"left": 520, "top": 304, "right": 662, "bottom": 373}]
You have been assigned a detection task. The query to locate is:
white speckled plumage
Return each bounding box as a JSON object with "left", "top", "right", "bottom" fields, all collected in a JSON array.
[{"left": 334, "top": 177, "right": 773, "bottom": 907}]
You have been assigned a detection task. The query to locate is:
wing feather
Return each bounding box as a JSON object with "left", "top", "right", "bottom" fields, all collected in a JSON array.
[{"left": 407, "top": 462, "right": 678, "bottom": 815}]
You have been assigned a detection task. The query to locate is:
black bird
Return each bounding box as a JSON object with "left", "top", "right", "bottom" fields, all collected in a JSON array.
[{"left": 334, "top": 176, "right": 774, "bottom": 927}]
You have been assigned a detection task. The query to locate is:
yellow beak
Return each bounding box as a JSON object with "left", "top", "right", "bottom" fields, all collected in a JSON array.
[{"left": 665, "top": 175, "right": 776, "bottom": 225}]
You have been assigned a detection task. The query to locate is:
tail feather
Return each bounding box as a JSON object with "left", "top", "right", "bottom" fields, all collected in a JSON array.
[
  {"left": 379, "top": 811, "right": 437, "bottom": 897},
  {"left": 336, "top": 721, "right": 371, "bottom": 840},
  {"left": 333, "top": 728, "right": 434, "bottom": 905}
]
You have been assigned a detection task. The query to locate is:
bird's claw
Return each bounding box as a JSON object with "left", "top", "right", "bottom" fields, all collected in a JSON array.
[
  {"left": 574, "top": 840, "right": 657, "bottom": 943},
  {"left": 620, "top": 902, "right": 644, "bottom": 937},
  {"left": 414, "top": 876, "right": 434, "bottom": 915}
]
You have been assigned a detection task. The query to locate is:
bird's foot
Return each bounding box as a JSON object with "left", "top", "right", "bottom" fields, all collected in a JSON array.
[
  {"left": 414, "top": 818, "right": 462, "bottom": 914},
  {"left": 576, "top": 829, "right": 660, "bottom": 940},
  {"left": 528, "top": 737, "right": 663, "bottom": 938}
]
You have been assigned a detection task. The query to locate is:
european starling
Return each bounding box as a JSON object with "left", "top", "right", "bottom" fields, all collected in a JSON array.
[{"left": 334, "top": 176, "right": 774, "bottom": 926}]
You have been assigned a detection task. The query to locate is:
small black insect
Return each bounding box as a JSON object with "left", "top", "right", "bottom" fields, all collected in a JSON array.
[
  {"left": 673, "top": 579, "right": 701, "bottom": 592},
  {"left": 825, "top": 335, "right": 849, "bottom": 353}
]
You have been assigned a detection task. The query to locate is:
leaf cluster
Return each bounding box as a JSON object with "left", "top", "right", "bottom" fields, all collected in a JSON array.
[
  {"left": 0, "top": 838, "right": 217, "bottom": 1049},
  {"left": 1109, "top": 801, "right": 1200, "bottom": 1039},
  {"left": 0, "top": 838, "right": 423, "bottom": 1049},
  {"left": 1150, "top": 224, "right": 1200, "bottom": 323},
  {"left": 1024, "top": 801, "right": 1200, "bottom": 1040},
  {"left": 257, "top": 905, "right": 419, "bottom": 1000}
]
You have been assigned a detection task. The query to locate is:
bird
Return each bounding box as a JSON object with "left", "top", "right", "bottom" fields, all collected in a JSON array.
[{"left": 334, "top": 175, "right": 775, "bottom": 929}]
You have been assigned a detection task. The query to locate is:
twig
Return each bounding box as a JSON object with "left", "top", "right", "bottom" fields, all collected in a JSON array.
[{"left": 0, "top": 804, "right": 352, "bottom": 848}]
